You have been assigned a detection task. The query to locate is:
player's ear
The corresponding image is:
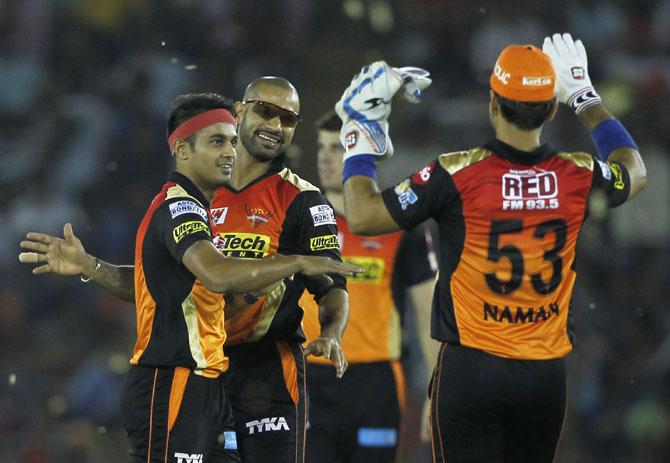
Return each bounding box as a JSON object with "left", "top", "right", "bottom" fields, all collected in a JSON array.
[
  {"left": 173, "top": 139, "right": 190, "bottom": 160},
  {"left": 545, "top": 98, "right": 559, "bottom": 123},
  {"left": 489, "top": 91, "right": 500, "bottom": 116},
  {"left": 234, "top": 101, "right": 245, "bottom": 123}
]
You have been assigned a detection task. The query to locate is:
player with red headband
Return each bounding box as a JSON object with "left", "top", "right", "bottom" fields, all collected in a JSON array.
[
  {"left": 19, "top": 93, "right": 360, "bottom": 463},
  {"left": 334, "top": 33, "right": 646, "bottom": 462}
]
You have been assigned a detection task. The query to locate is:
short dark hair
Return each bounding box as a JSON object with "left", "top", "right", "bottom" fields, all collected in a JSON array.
[
  {"left": 494, "top": 93, "right": 556, "bottom": 131},
  {"left": 167, "top": 93, "right": 235, "bottom": 137},
  {"left": 315, "top": 110, "right": 342, "bottom": 132}
]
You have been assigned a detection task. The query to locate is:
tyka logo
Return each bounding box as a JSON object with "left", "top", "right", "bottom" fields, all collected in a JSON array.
[
  {"left": 246, "top": 417, "right": 290, "bottom": 435},
  {"left": 174, "top": 453, "right": 203, "bottom": 463},
  {"left": 502, "top": 169, "right": 559, "bottom": 211}
]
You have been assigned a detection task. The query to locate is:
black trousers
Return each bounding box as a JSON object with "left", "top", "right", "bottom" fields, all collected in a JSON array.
[
  {"left": 215, "top": 338, "right": 307, "bottom": 463},
  {"left": 430, "top": 344, "right": 567, "bottom": 463},
  {"left": 121, "top": 365, "right": 239, "bottom": 463},
  {"left": 306, "top": 361, "right": 404, "bottom": 463}
]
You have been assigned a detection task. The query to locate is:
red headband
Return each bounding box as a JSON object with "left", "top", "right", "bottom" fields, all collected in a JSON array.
[{"left": 168, "top": 109, "right": 237, "bottom": 151}]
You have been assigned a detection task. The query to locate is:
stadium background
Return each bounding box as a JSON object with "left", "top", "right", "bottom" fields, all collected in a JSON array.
[{"left": 1, "top": 0, "right": 669, "bottom": 461}]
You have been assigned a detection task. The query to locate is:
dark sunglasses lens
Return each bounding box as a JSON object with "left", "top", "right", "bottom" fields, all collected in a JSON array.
[{"left": 251, "top": 101, "right": 298, "bottom": 127}]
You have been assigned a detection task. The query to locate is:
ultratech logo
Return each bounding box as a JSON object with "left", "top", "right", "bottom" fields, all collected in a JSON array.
[
  {"left": 246, "top": 417, "right": 290, "bottom": 435},
  {"left": 174, "top": 453, "right": 203, "bottom": 463},
  {"left": 172, "top": 221, "right": 210, "bottom": 243},
  {"left": 502, "top": 169, "right": 559, "bottom": 211},
  {"left": 344, "top": 256, "right": 385, "bottom": 284},
  {"left": 484, "top": 302, "right": 560, "bottom": 324},
  {"left": 217, "top": 233, "right": 270, "bottom": 258},
  {"left": 310, "top": 234, "right": 340, "bottom": 251}
]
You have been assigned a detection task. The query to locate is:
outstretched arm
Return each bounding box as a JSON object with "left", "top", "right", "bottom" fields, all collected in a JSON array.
[
  {"left": 182, "top": 240, "right": 360, "bottom": 294},
  {"left": 19, "top": 223, "right": 135, "bottom": 302}
]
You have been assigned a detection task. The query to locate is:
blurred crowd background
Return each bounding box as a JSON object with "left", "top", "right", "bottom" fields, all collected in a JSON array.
[{"left": 1, "top": 0, "right": 669, "bottom": 461}]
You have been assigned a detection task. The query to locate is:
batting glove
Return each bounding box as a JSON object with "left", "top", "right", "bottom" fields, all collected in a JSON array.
[
  {"left": 335, "top": 61, "right": 431, "bottom": 159},
  {"left": 542, "top": 33, "right": 601, "bottom": 114}
]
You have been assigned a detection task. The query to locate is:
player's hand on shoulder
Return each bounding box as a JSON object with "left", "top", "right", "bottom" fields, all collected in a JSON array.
[
  {"left": 542, "top": 32, "right": 601, "bottom": 113},
  {"left": 19, "top": 223, "right": 89, "bottom": 276}
]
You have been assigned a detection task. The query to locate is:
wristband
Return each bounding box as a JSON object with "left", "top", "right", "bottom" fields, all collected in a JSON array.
[
  {"left": 80, "top": 258, "right": 101, "bottom": 283},
  {"left": 342, "top": 155, "right": 377, "bottom": 183},
  {"left": 591, "top": 119, "right": 638, "bottom": 161},
  {"left": 568, "top": 87, "right": 601, "bottom": 114}
]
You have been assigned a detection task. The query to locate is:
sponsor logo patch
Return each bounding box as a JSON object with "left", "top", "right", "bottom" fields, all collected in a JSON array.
[
  {"left": 501, "top": 169, "right": 559, "bottom": 211},
  {"left": 608, "top": 161, "right": 625, "bottom": 190},
  {"left": 216, "top": 232, "right": 270, "bottom": 258},
  {"left": 221, "top": 431, "right": 237, "bottom": 450},
  {"left": 345, "top": 130, "right": 358, "bottom": 150},
  {"left": 310, "top": 204, "right": 336, "bottom": 226},
  {"left": 344, "top": 256, "right": 385, "bottom": 284},
  {"left": 597, "top": 159, "right": 611, "bottom": 180},
  {"left": 174, "top": 453, "right": 203, "bottom": 463},
  {"left": 169, "top": 200, "right": 208, "bottom": 221},
  {"left": 245, "top": 205, "right": 274, "bottom": 228},
  {"left": 571, "top": 66, "right": 585, "bottom": 80},
  {"left": 522, "top": 76, "right": 553, "bottom": 86},
  {"left": 173, "top": 221, "right": 210, "bottom": 243},
  {"left": 310, "top": 234, "right": 340, "bottom": 251},
  {"left": 394, "top": 178, "right": 418, "bottom": 210},
  {"left": 246, "top": 417, "right": 290, "bottom": 435},
  {"left": 411, "top": 161, "right": 435, "bottom": 185},
  {"left": 211, "top": 207, "right": 229, "bottom": 225},
  {"left": 493, "top": 63, "right": 511, "bottom": 85},
  {"left": 357, "top": 428, "right": 398, "bottom": 447}
]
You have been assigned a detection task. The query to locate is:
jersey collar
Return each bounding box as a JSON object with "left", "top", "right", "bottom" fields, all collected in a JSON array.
[
  {"left": 485, "top": 139, "right": 557, "bottom": 165},
  {"left": 168, "top": 172, "right": 210, "bottom": 208}
]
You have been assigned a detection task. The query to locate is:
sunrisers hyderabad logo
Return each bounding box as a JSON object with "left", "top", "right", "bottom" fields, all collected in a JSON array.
[{"left": 245, "top": 205, "right": 274, "bottom": 228}]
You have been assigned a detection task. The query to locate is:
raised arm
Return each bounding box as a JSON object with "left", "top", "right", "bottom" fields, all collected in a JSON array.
[
  {"left": 343, "top": 175, "right": 401, "bottom": 235},
  {"left": 543, "top": 33, "right": 646, "bottom": 200},
  {"left": 578, "top": 104, "right": 646, "bottom": 199},
  {"left": 19, "top": 223, "right": 135, "bottom": 302}
]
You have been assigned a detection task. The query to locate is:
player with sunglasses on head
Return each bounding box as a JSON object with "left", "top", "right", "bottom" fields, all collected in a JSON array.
[
  {"left": 21, "top": 78, "right": 350, "bottom": 463},
  {"left": 335, "top": 33, "right": 646, "bottom": 462},
  {"left": 19, "top": 93, "right": 361, "bottom": 463}
]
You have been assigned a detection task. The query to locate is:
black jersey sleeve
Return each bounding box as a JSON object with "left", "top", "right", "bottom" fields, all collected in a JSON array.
[
  {"left": 279, "top": 191, "right": 346, "bottom": 299},
  {"left": 591, "top": 158, "right": 631, "bottom": 207},
  {"left": 153, "top": 197, "right": 213, "bottom": 263},
  {"left": 381, "top": 159, "right": 459, "bottom": 230},
  {"left": 393, "top": 221, "right": 439, "bottom": 287}
]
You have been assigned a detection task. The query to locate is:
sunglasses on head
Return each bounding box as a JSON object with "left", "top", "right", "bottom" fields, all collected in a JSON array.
[{"left": 242, "top": 99, "right": 301, "bottom": 128}]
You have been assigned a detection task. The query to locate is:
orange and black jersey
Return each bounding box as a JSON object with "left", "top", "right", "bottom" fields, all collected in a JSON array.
[
  {"left": 131, "top": 172, "right": 227, "bottom": 378},
  {"left": 381, "top": 139, "right": 631, "bottom": 360},
  {"left": 301, "top": 216, "right": 436, "bottom": 364},
  {"left": 211, "top": 161, "right": 346, "bottom": 345}
]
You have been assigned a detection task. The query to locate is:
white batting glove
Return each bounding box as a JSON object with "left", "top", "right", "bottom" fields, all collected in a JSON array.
[
  {"left": 542, "top": 33, "right": 601, "bottom": 114},
  {"left": 335, "top": 61, "right": 431, "bottom": 159}
]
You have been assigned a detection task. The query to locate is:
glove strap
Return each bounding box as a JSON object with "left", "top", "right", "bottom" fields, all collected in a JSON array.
[
  {"left": 568, "top": 87, "right": 602, "bottom": 114},
  {"left": 342, "top": 155, "right": 377, "bottom": 183}
]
